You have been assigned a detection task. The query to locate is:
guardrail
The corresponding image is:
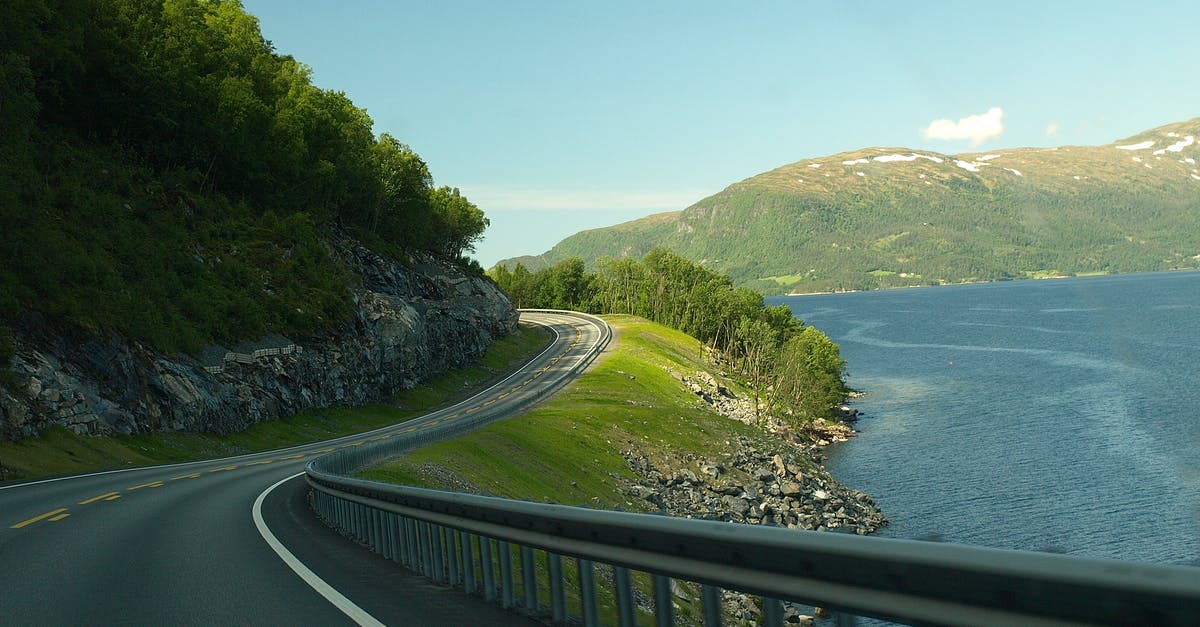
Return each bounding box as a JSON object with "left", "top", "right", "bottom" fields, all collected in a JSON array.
[{"left": 304, "top": 311, "right": 1200, "bottom": 626}]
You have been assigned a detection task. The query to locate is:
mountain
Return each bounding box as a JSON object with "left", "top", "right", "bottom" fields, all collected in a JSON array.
[{"left": 498, "top": 119, "right": 1200, "bottom": 294}]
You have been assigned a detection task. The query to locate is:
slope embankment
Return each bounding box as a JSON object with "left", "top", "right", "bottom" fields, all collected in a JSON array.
[{"left": 0, "top": 239, "right": 518, "bottom": 441}]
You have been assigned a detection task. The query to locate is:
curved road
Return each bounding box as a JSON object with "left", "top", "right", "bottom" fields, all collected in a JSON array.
[{"left": 0, "top": 311, "right": 606, "bottom": 625}]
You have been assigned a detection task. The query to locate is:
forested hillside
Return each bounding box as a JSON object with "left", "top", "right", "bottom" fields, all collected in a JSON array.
[
  {"left": 500, "top": 119, "right": 1200, "bottom": 294},
  {"left": 0, "top": 0, "right": 487, "bottom": 359}
]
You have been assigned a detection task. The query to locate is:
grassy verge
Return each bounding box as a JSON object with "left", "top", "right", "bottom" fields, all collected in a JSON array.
[
  {"left": 0, "top": 323, "right": 551, "bottom": 482},
  {"left": 362, "top": 315, "right": 766, "bottom": 508},
  {"left": 362, "top": 315, "right": 783, "bottom": 624}
]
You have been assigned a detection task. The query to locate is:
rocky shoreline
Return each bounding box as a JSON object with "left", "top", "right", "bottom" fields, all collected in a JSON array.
[
  {"left": 613, "top": 369, "right": 885, "bottom": 625},
  {"left": 0, "top": 237, "right": 518, "bottom": 440}
]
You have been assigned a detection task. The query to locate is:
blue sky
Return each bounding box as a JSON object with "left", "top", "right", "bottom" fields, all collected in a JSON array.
[{"left": 242, "top": 1, "right": 1200, "bottom": 266}]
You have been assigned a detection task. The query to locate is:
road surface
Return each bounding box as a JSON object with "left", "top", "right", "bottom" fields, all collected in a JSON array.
[{"left": 0, "top": 311, "right": 605, "bottom": 625}]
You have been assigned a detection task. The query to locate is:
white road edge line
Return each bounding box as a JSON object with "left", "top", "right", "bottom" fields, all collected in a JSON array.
[{"left": 253, "top": 472, "right": 385, "bottom": 627}]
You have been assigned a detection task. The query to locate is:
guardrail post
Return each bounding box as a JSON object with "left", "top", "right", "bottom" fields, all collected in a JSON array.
[
  {"left": 654, "top": 574, "right": 674, "bottom": 627},
  {"left": 420, "top": 521, "right": 434, "bottom": 576},
  {"left": 431, "top": 523, "right": 445, "bottom": 582},
  {"left": 549, "top": 552, "right": 566, "bottom": 623},
  {"left": 384, "top": 512, "right": 397, "bottom": 562},
  {"left": 462, "top": 533, "right": 477, "bottom": 594},
  {"left": 521, "top": 546, "right": 538, "bottom": 611},
  {"left": 481, "top": 536, "right": 496, "bottom": 603},
  {"left": 447, "top": 529, "right": 460, "bottom": 585},
  {"left": 615, "top": 566, "right": 637, "bottom": 627},
  {"left": 405, "top": 518, "right": 417, "bottom": 569},
  {"left": 499, "top": 540, "right": 515, "bottom": 608},
  {"left": 369, "top": 509, "right": 380, "bottom": 552},
  {"left": 578, "top": 558, "right": 599, "bottom": 627},
  {"left": 701, "top": 584, "right": 722, "bottom": 626},
  {"left": 763, "top": 597, "right": 783, "bottom": 626}
]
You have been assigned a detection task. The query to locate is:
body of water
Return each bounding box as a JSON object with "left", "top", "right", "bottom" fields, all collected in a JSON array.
[{"left": 771, "top": 271, "right": 1200, "bottom": 566}]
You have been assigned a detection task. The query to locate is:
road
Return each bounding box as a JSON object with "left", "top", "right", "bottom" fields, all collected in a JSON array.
[{"left": 0, "top": 311, "right": 606, "bottom": 625}]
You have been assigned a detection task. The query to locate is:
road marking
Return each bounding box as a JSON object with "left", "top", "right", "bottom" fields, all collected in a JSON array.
[
  {"left": 105, "top": 494, "right": 121, "bottom": 501},
  {"left": 49, "top": 513, "right": 70, "bottom": 522},
  {"left": 498, "top": 392, "right": 509, "bottom": 399},
  {"left": 170, "top": 472, "right": 202, "bottom": 480},
  {"left": 128, "top": 480, "right": 164, "bottom": 491},
  {"left": 253, "top": 473, "right": 385, "bottom": 627},
  {"left": 315, "top": 448, "right": 335, "bottom": 453},
  {"left": 79, "top": 492, "right": 120, "bottom": 505},
  {"left": 245, "top": 460, "right": 274, "bottom": 466},
  {"left": 209, "top": 465, "right": 239, "bottom": 473},
  {"left": 482, "top": 399, "right": 495, "bottom": 406},
  {"left": 278, "top": 453, "right": 306, "bottom": 460},
  {"left": 347, "top": 441, "right": 365, "bottom": 447},
  {"left": 10, "top": 508, "right": 68, "bottom": 529}
]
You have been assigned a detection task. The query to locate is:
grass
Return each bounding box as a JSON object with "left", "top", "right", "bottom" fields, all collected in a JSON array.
[
  {"left": 0, "top": 323, "right": 552, "bottom": 482},
  {"left": 362, "top": 316, "right": 765, "bottom": 508},
  {"left": 362, "top": 316, "right": 785, "bottom": 625}
]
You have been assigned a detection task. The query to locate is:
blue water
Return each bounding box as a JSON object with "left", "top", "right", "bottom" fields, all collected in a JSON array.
[{"left": 770, "top": 271, "right": 1200, "bottom": 566}]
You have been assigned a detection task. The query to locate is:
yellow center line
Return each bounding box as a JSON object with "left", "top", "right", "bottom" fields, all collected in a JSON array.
[
  {"left": 483, "top": 399, "right": 496, "bottom": 406},
  {"left": 277, "top": 453, "right": 305, "bottom": 460},
  {"left": 79, "top": 492, "right": 120, "bottom": 505},
  {"left": 347, "top": 441, "right": 365, "bottom": 447},
  {"left": 244, "top": 460, "right": 274, "bottom": 466},
  {"left": 370, "top": 434, "right": 392, "bottom": 441},
  {"left": 49, "top": 513, "right": 70, "bottom": 522},
  {"left": 314, "top": 447, "right": 335, "bottom": 453},
  {"left": 208, "top": 465, "right": 238, "bottom": 473},
  {"left": 127, "top": 480, "right": 164, "bottom": 491},
  {"left": 105, "top": 494, "right": 121, "bottom": 501},
  {"left": 400, "top": 427, "right": 417, "bottom": 433},
  {"left": 498, "top": 392, "right": 509, "bottom": 399},
  {"left": 170, "top": 472, "right": 202, "bottom": 480},
  {"left": 10, "top": 508, "right": 68, "bottom": 529}
]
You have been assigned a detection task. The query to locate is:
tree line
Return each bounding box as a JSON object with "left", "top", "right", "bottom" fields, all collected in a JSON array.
[
  {"left": 489, "top": 249, "right": 851, "bottom": 426},
  {"left": 0, "top": 0, "right": 487, "bottom": 355}
]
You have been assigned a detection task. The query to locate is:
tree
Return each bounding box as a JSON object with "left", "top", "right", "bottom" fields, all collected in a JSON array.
[{"left": 429, "top": 186, "right": 488, "bottom": 259}]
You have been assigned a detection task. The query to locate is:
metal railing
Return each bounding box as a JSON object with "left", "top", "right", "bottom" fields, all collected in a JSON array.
[{"left": 304, "top": 311, "right": 1200, "bottom": 625}]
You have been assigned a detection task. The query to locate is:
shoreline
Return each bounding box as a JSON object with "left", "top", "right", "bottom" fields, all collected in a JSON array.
[{"left": 780, "top": 267, "right": 1200, "bottom": 297}]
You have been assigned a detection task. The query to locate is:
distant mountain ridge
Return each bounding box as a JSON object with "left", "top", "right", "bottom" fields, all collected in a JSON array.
[{"left": 497, "top": 119, "right": 1200, "bottom": 294}]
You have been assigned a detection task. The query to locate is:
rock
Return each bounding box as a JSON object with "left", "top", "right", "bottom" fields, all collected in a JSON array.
[
  {"left": 0, "top": 240, "right": 518, "bottom": 440},
  {"left": 779, "top": 481, "right": 803, "bottom": 497}
]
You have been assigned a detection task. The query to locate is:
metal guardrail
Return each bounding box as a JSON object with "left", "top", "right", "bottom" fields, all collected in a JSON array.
[{"left": 304, "top": 311, "right": 1200, "bottom": 626}]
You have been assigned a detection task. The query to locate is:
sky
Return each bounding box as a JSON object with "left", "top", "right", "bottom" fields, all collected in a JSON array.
[{"left": 241, "top": 1, "right": 1200, "bottom": 267}]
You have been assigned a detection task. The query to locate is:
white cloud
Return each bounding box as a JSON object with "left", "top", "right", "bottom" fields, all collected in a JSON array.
[
  {"left": 1045, "top": 121, "right": 1060, "bottom": 137},
  {"left": 457, "top": 186, "right": 710, "bottom": 211},
  {"left": 922, "top": 107, "right": 1005, "bottom": 146}
]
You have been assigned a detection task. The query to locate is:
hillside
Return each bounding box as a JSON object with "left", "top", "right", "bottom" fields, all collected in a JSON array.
[
  {"left": 0, "top": 1, "right": 510, "bottom": 439},
  {"left": 498, "top": 119, "right": 1200, "bottom": 294}
]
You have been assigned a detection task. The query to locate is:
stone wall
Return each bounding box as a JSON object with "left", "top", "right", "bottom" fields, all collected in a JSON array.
[{"left": 0, "top": 239, "right": 518, "bottom": 440}]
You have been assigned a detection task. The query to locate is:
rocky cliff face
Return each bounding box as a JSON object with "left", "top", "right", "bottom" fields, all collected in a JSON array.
[{"left": 0, "top": 239, "right": 518, "bottom": 440}]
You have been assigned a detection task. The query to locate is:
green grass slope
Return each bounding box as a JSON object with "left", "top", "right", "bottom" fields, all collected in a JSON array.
[
  {"left": 501, "top": 119, "right": 1200, "bottom": 294},
  {"left": 363, "top": 316, "right": 813, "bottom": 508}
]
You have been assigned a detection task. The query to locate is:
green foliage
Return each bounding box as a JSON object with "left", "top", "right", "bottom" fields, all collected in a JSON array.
[
  {"left": 0, "top": 0, "right": 490, "bottom": 353},
  {"left": 489, "top": 249, "right": 851, "bottom": 423}
]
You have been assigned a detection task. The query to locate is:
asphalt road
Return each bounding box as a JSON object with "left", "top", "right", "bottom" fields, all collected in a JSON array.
[{"left": 0, "top": 311, "right": 606, "bottom": 625}]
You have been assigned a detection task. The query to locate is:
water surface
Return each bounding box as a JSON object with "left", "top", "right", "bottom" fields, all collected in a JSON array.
[{"left": 772, "top": 272, "right": 1200, "bottom": 565}]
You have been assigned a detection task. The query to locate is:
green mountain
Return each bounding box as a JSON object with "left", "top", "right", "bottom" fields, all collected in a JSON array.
[{"left": 499, "top": 119, "right": 1200, "bottom": 294}]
